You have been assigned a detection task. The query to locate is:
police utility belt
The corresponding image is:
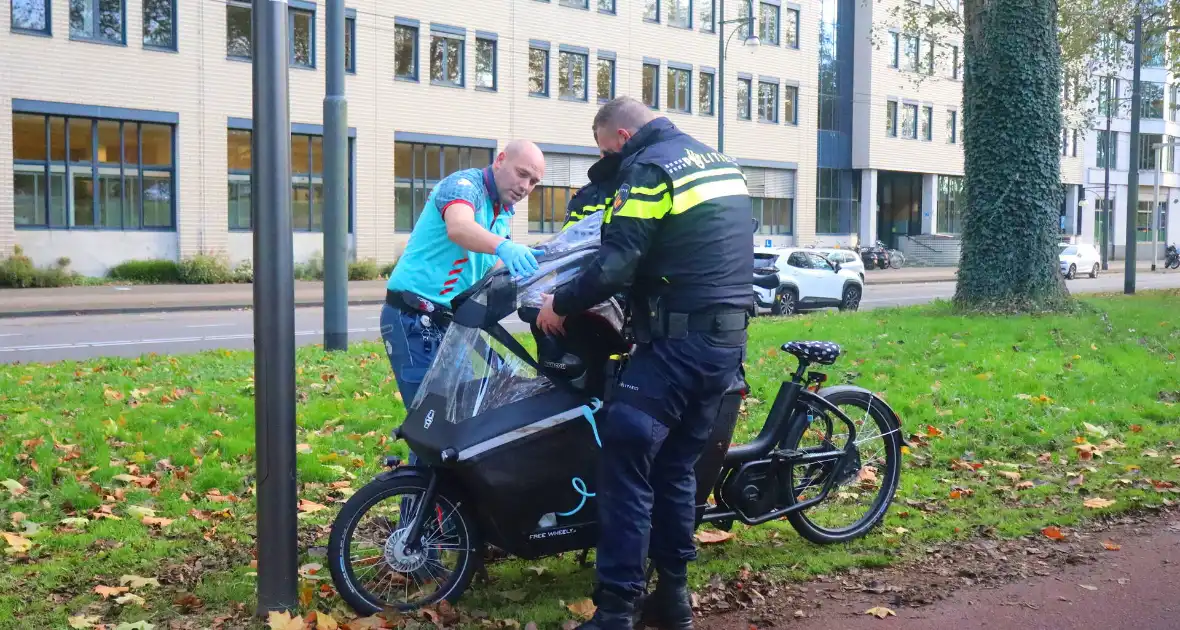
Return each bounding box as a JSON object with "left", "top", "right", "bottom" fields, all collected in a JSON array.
[
  {"left": 630, "top": 296, "right": 748, "bottom": 344},
  {"left": 385, "top": 289, "right": 453, "bottom": 327}
]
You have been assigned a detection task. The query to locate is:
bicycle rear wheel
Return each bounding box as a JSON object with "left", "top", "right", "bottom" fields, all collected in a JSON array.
[{"left": 781, "top": 387, "right": 902, "bottom": 544}]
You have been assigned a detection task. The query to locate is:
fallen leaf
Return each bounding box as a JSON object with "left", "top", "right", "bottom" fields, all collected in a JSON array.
[
  {"left": 925, "top": 425, "right": 944, "bottom": 438},
  {"left": 60, "top": 517, "right": 90, "bottom": 528},
  {"left": 1082, "top": 422, "right": 1108, "bottom": 438},
  {"left": 68, "top": 615, "right": 102, "bottom": 629},
  {"left": 142, "top": 516, "right": 174, "bottom": 527},
  {"left": 2, "top": 479, "right": 27, "bottom": 496},
  {"left": 112, "top": 622, "right": 155, "bottom": 630},
  {"left": 115, "top": 593, "right": 147, "bottom": 606},
  {"left": 267, "top": 611, "right": 305, "bottom": 630},
  {"left": 857, "top": 466, "right": 879, "bottom": 484},
  {"left": 1131, "top": 425, "right": 1143, "bottom": 433},
  {"left": 1079, "top": 584, "right": 1098, "bottom": 591},
  {"left": 997, "top": 471, "right": 1021, "bottom": 482},
  {"left": 126, "top": 506, "right": 156, "bottom": 519},
  {"left": 298, "top": 499, "right": 329, "bottom": 514},
  {"left": 94, "top": 585, "right": 130, "bottom": 599},
  {"left": 120, "top": 575, "right": 160, "bottom": 588},
  {"left": 297, "top": 444, "right": 313, "bottom": 454},
  {"left": 526, "top": 565, "right": 547, "bottom": 575},
  {"left": 1102, "top": 540, "right": 1121, "bottom": 551},
  {"left": 865, "top": 606, "right": 896, "bottom": 618},
  {"left": 694, "top": 529, "right": 735, "bottom": 544},
  {"left": 2, "top": 532, "right": 33, "bottom": 553},
  {"left": 1143, "top": 450, "right": 1160, "bottom": 458},
  {"left": 1084, "top": 497, "right": 1116, "bottom": 509},
  {"left": 1015, "top": 481, "right": 1035, "bottom": 490},
  {"left": 1041, "top": 526, "right": 1067, "bottom": 541},
  {"left": 104, "top": 387, "right": 124, "bottom": 401},
  {"left": 567, "top": 598, "right": 597, "bottom": 620},
  {"left": 315, "top": 612, "right": 339, "bottom": 630}
]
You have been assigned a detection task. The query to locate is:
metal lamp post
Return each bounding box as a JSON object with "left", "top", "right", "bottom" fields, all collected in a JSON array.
[{"left": 716, "top": 1, "right": 760, "bottom": 154}]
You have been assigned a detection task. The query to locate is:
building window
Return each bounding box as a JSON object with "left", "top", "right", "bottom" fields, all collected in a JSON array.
[
  {"left": 668, "top": 0, "right": 690, "bottom": 27},
  {"left": 644, "top": 0, "right": 658, "bottom": 21},
  {"left": 921, "top": 106, "right": 932, "bottom": 141},
  {"left": 1136, "top": 201, "right": 1166, "bottom": 242},
  {"left": 226, "top": 2, "right": 251, "bottom": 58},
  {"left": 1171, "top": 85, "right": 1179, "bottom": 122},
  {"left": 901, "top": 103, "right": 918, "bottom": 139},
  {"left": 699, "top": 0, "right": 714, "bottom": 32},
  {"left": 738, "top": 0, "right": 752, "bottom": 38},
  {"left": 936, "top": 175, "right": 964, "bottom": 234},
  {"left": 642, "top": 62, "right": 660, "bottom": 108},
  {"left": 345, "top": 16, "right": 356, "bottom": 73},
  {"left": 559, "top": 50, "right": 589, "bottom": 100},
  {"left": 599, "top": 0, "right": 616, "bottom": 13},
  {"left": 699, "top": 71, "right": 715, "bottom": 115},
  {"left": 529, "top": 46, "right": 550, "bottom": 96},
  {"left": 13, "top": 113, "right": 175, "bottom": 230},
  {"left": 885, "top": 101, "right": 898, "bottom": 137},
  {"left": 1139, "top": 133, "right": 1162, "bottom": 171},
  {"left": 948, "top": 45, "right": 960, "bottom": 79},
  {"left": 228, "top": 129, "right": 355, "bottom": 233},
  {"left": 559, "top": 0, "right": 588, "bottom": 8},
  {"left": 1098, "top": 76, "right": 1119, "bottom": 116},
  {"left": 1142, "top": 82, "right": 1164, "bottom": 119},
  {"left": 475, "top": 38, "right": 497, "bottom": 90},
  {"left": 757, "top": 82, "right": 778, "bottom": 123},
  {"left": 888, "top": 32, "right": 899, "bottom": 67},
  {"left": 784, "top": 7, "right": 799, "bottom": 48},
  {"left": 1096, "top": 130, "right": 1117, "bottom": 169},
  {"left": 759, "top": 2, "right": 779, "bottom": 45},
  {"left": 1142, "top": 33, "right": 1165, "bottom": 67},
  {"left": 528, "top": 186, "right": 576, "bottom": 233},
  {"left": 11, "top": 0, "right": 50, "bottom": 34},
  {"left": 290, "top": 6, "right": 314, "bottom": 68},
  {"left": 752, "top": 198, "right": 793, "bottom": 235},
  {"left": 903, "top": 35, "right": 919, "bottom": 71},
  {"left": 394, "top": 141, "right": 493, "bottom": 232},
  {"left": 921, "top": 40, "right": 934, "bottom": 74},
  {"left": 783, "top": 85, "right": 797, "bottom": 124},
  {"left": 1060, "top": 128, "right": 1078, "bottom": 157},
  {"left": 430, "top": 32, "right": 464, "bottom": 87},
  {"left": 70, "top": 0, "right": 124, "bottom": 44},
  {"left": 142, "top": 0, "right": 175, "bottom": 49},
  {"left": 737, "top": 77, "right": 751, "bottom": 120},
  {"left": 816, "top": 168, "right": 859, "bottom": 234},
  {"left": 597, "top": 57, "right": 616, "bottom": 102},
  {"left": 667, "top": 67, "right": 691, "bottom": 112},
  {"left": 394, "top": 24, "right": 418, "bottom": 80},
  {"left": 947, "top": 110, "right": 957, "bottom": 143}
]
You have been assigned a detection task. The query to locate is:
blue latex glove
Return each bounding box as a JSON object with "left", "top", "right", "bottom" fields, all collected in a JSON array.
[{"left": 496, "top": 240, "right": 544, "bottom": 277}]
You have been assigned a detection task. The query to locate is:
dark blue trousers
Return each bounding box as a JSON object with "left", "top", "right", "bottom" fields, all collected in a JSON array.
[{"left": 595, "top": 331, "right": 745, "bottom": 597}]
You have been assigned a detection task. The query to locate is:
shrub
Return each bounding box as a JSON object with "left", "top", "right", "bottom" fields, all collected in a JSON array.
[
  {"left": 0, "top": 246, "right": 80, "bottom": 288},
  {"left": 232, "top": 259, "right": 254, "bottom": 284},
  {"left": 108, "top": 259, "right": 182, "bottom": 284},
  {"left": 294, "top": 251, "right": 325, "bottom": 281},
  {"left": 348, "top": 258, "right": 380, "bottom": 281},
  {"left": 178, "top": 254, "right": 234, "bottom": 284},
  {"left": 379, "top": 260, "right": 397, "bottom": 278}
]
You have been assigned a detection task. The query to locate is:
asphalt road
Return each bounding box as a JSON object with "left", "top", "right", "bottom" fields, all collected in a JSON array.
[{"left": 2, "top": 272, "right": 1179, "bottom": 364}]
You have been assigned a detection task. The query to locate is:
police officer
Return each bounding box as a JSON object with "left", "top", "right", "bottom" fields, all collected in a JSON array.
[
  {"left": 537, "top": 97, "right": 753, "bottom": 629},
  {"left": 563, "top": 151, "right": 622, "bottom": 229},
  {"left": 383, "top": 139, "right": 546, "bottom": 409}
]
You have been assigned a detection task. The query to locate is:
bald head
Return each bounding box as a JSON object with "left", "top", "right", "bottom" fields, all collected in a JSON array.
[
  {"left": 492, "top": 139, "right": 545, "bottom": 206},
  {"left": 593, "top": 96, "right": 658, "bottom": 155}
]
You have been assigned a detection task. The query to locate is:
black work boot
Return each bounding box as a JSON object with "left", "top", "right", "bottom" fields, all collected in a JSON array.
[
  {"left": 639, "top": 568, "right": 693, "bottom": 629},
  {"left": 576, "top": 587, "right": 637, "bottom": 630}
]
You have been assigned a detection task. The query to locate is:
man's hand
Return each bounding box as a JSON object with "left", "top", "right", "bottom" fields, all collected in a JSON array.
[
  {"left": 536, "top": 293, "right": 566, "bottom": 336},
  {"left": 496, "top": 240, "right": 544, "bottom": 278}
]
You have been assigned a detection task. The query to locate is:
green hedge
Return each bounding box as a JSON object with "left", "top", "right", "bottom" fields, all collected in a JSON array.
[
  {"left": 108, "top": 259, "right": 183, "bottom": 284},
  {"left": 0, "top": 247, "right": 80, "bottom": 288}
]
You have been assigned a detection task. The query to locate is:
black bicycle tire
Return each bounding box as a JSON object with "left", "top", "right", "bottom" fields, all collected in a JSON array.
[
  {"left": 327, "top": 469, "right": 480, "bottom": 615},
  {"left": 782, "top": 388, "right": 902, "bottom": 544}
]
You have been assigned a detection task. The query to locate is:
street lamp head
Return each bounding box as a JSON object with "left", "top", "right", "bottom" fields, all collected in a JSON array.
[{"left": 744, "top": 34, "right": 761, "bottom": 50}]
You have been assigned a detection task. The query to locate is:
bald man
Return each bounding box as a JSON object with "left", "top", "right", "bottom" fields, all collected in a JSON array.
[{"left": 382, "top": 139, "right": 546, "bottom": 409}]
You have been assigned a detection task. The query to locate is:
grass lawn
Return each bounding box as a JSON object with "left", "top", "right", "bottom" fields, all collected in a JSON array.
[{"left": 2, "top": 291, "right": 1179, "bottom": 629}]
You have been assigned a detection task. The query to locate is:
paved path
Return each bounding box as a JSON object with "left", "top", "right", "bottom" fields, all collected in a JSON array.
[{"left": 1, "top": 271, "right": 1177, "bottom": 364}]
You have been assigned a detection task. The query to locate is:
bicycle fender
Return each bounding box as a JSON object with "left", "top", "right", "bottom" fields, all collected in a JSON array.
[{"left": 814, "top": 384, "right": 911, "bottom": 447}]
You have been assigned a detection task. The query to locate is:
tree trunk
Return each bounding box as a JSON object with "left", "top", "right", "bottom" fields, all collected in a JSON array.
[{"left": 954, "top": 0, "right": 1071, "bottom": 312}]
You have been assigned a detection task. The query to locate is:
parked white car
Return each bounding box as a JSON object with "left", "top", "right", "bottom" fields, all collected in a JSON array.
[
  {"left": 815, "top": 248, "right": 866, "bottom": 281},
  {"left": 1059, "top": 243, "right": 1101, "bottom": 279},
  {"left": 753, "top": 247, "right": 865, "bottom": 316}
]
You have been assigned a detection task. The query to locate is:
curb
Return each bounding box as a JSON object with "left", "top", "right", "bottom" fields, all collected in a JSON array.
[{"left": 0, "top": 297, "right": 387, "bottom": 319}]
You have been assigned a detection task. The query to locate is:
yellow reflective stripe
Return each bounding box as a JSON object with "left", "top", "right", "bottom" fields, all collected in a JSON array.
[
  {"left": 671, "top": 166, "right": 745, "bottom": 190},
  {"left": 629, "top": 182, "right": 669, "bottom": 196},
  {"left": 670, "top": 179, "right": 749, "bottom": 215},
  {"left": 614, "top": 193, "right": 672, "bottom": 220}
]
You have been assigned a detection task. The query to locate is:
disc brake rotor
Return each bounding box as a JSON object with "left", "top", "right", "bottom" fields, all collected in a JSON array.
[{"left": 383, "top": 527, "right": 427, "bottom": 573}]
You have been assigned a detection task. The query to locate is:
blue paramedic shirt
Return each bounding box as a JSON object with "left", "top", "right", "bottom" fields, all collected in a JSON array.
[{"left": 386, "top": 167, "right": 514, "bottom": 306}]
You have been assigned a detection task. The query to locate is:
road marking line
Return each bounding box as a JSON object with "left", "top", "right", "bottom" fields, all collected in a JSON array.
[{"left": 186, "top": 323, "right": 236, "bottom": 329}]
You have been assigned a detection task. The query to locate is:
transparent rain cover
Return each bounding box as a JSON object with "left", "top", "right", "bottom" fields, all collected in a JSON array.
[{"left": 409, "top": 212, "right": 623, "bottom": 424}]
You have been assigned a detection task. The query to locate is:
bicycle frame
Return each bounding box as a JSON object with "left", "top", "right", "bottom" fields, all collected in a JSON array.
[{"left": 700, "top": 361, "right": 863, "bottom": 527}]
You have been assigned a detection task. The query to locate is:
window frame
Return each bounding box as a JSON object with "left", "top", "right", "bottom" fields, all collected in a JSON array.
[
  {"left": 888, "top": 31, "right": 900, "bottom": 68},
  {"left": 759, "top": 1, "right": 780, "bottom": 46},
  {"left": 921, "top": 105, "right": 933, "bottom": 141},
  {"left": 529, "top": 42, "right": 552, "bottom": 97},
  {"left": 642, "top": 61, "right": 661, "bottom": 109},
  {"left": 699, "top": 0, "right": 715, "bottom": 33},
  {"left": 946, "top": 109, "right": 958, "bottom": 143},
  {"left": 393, "top": 140, "right": 493, "bottom": 233},
  {"left": 429, "top": 25, "right": 466, "bottom": 88},
  {"left": 885, "top": 100, "right": 898, "bottom": 137},
  {"left": 597, "top": 54, "right": 617, "bottom": 103},
  {"left": 598, "top": 0, "right": 617, "bottom": 15},
  {"left": 69, "top": 0, "right": 127, "bottom": 46},
  {"left": 142, "top": 0, "right": 177, "bottom": 51},
  {"left": 757, "top": 79, "right": 779, "bottom": 123},
  {"left": 12, "top": 111, "right": 178, "bottom": 232},
  {"left": 528, "top": 185, "right": 579, "bottom": 234},
  {"left": 226, "top": 1, "right": 253, "bottom": 60},
  {"left": 783, "top": 5, "right": 799, "bottom": 49},
  {"left": 475, "top": 35, "right": 498, "bottom": 91},
  {"left": 699, "top": 69, "right": 715, "bottom": 116},
  {"left": 752, "top": 196, "right": 794, "bottom": 235},
  {"left": 667, "top": 64, "right": 692, "bottom": 113},
  {"left": 288, "top": 1, "right": 316, "bottom": 69},
  {"left": 394, "top": 21, "right": 420, "bottom": 81},
  {"left": 737, "top": 75, "right": 752, "bottom": 120},
  {"left": 558, "top": 0, "right": 589, "bottom": 9},
  {"left": 901, "top": 102, "right": 919, "bottom": 139},
  {"left": 558, "top": 46, "right": 590, "bottom": 102},
  {"left": 783, "top": 83, "right": 798, "bottom": 124},
  {"left": 10, "top": 0, "right": 52, "bottom": 36},
  {"left": 644, "top": 0, "right": 659, "bottom": 23},
  {"left": 667, "top": 0, "right": 691, "bottom": 28},
  {"left": 345, "top": 12, "right": 356, "bottom": 74}
]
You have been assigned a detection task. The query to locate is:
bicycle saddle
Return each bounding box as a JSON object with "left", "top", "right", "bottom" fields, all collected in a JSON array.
[{"left": 782, "top": 340, "right": 843, "bottom": 366}]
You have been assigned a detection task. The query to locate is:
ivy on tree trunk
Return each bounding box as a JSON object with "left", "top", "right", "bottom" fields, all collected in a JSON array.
[{"left": 954, "top": 0, "right": 1071, "bottom": 312}]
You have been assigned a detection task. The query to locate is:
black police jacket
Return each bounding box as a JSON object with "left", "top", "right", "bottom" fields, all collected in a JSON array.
[
  {"left": 552, "top": 117, "right": 754, "bottom": 317},
  {"left": 563, "top": 153, "right": 623, "bottom": 229}
]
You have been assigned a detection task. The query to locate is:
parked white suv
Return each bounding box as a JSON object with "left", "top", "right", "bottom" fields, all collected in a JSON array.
[
  {"left": 1059, "top": 243, "right": 1101, "bottom": 279},
  {"left": 753, "top": 247, "right": 865, "bottom": 316}
]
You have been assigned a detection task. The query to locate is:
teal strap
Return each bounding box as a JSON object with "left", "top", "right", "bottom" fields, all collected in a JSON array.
[{"left": 557, "top": 398, "right": 605, "bottom": 517}]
